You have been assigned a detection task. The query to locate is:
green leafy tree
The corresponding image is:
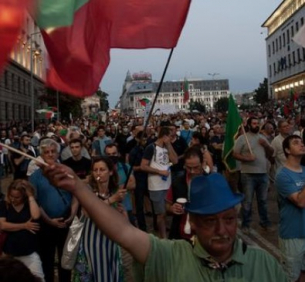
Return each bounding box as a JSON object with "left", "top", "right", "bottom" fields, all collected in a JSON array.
[
  {"left": 189, "top": 99, "right": 206, "bottom": 113},
  {"left": 254, "top": 78, "right": 269, "bottom": 104},
  {"left": 214, "top": 97, "right": 229, "bottom": 112},
  {"left": 96, "top": 88, "right": 109, "bottom": 112},
  {"left": 38, "top": 88, "right": 82, "bottom": 120}
]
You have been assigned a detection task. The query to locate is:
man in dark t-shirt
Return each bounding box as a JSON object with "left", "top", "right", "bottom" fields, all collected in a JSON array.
[{"left": 63, "top": 138, "right": 91, "bottom": 180}]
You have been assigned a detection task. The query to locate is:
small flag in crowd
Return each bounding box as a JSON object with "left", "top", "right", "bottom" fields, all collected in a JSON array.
[
  {"left": 36, "top": 108, "right": 55, "bottom": 119},
  {"left": 183, "top": 79, "right": 189, "bottom": 103},
  {"left": 223, "top": 94, "right": 242, "bottom": 172},
  {"left": 139, "top": 98, "right": 150, "bottom": 107}
]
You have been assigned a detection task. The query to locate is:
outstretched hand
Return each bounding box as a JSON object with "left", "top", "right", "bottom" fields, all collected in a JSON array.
[{"left": 43, "top": 163, "right": 79, "bottom": 193}]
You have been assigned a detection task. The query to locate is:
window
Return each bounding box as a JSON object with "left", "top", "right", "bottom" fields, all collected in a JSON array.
[
  {"left": 293, "top": 51, "right": 296, "bottom": 64},
  {"left": 4, "top": 71, "right": 8, "bottom": 89},
  {"left": 276, "top": 38, "right": 278, "bottom": 52},
  {"left": 11, "top": 74, "right": 15, "bottom": 91},
  {"left": 288, "top": 54, "right": 291, "bottom": 66},
  {"left": 283, "top": 33, "right": 286, "bottom": 46},
  {"left": 287, "top": 29, "right": 290, "bottom": 42},
  {"left": 301, "top": 17, "right": 304, "bottom": 26},
  {"left": 5, "top": 102, "right": 9, "bottom": 120},
  {"left": 297, "top": 48, "right": 301, "bottom": 62},
  {"left": 18, "top": 77, "right": 21, "bottom": 93},
  {"left": 279, "top": 36, "right": 282, "bottom": 49},
  {"left": 273, "top": 62, "right": 276, "bottom": 75},
  {"left": 272, "top": 41, "right": 275, "bottom": 54},
  {"left": 291, "top": 26, "right": 294, "bottom": 38},
  {"left": 296, "top": 21, "right": 299, "bottom": 32}
]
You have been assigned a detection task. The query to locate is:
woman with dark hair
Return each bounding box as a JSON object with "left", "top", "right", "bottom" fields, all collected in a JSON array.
[
  {"left": 0, "top": 179, "right": 44, "bottom": 281},
  {"left": 73, "top": 156, "right": 126, "bottom": 282},
  {"left": 190, "top": 132, "right": 213, "bottom": 174},
  {"left": 0, "top": 257, "right": 42, "bottom": 282}
]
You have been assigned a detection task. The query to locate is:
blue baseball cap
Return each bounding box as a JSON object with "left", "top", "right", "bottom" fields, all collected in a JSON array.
[{"left": 185, "top": 173, "right": 244, "bottom": 215}]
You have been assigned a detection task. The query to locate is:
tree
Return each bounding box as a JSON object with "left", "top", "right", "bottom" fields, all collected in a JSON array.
[
  {"left": 214, "top": 97, "right": 229, "bottom": 112},
  {"left": 38, "top": 88, "right": 82, "bottom": 121},
  {"left": 254, "top": 78, "right": 269, "bottom": 104},
  {"left": 96, "top": 88, "right": 109, "bottom": 112},
  {"left": 189, "top": 99, "right": 206, "bottom": 113}
]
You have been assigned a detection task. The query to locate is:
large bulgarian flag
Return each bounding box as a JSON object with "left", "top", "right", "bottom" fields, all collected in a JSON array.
[
  {"left": 0, "top": 0, "right": 33, "bottom": 75},
  {"left": 222, "top": 94, "right": 242, "bottom": 172},
  {"left": 34, "top": 0, "right": 191, "bottom": 97}
]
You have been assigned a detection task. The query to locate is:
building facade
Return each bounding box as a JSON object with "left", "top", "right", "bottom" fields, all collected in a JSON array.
[
  {"left": 262, "top": 0, "right": 305, "bottom": 99},
  {"left": 119, "top": 71, "right": 230, "bottom": 116},
  {"left": 0, "top": 13, "right": 47, "bottom": 125}
]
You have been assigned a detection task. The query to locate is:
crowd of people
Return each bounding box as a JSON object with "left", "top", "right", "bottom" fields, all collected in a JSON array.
[{"left": 0, "top": 107, "right": 304, "bottom": 281}]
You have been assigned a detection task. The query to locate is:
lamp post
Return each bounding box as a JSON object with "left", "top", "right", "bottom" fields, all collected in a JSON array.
[
  {"left": 208, "top": 73, "right": 220, "bottom": 110},
  {"left": 30, "top": 31, "right": 41, "bottom": 133}
]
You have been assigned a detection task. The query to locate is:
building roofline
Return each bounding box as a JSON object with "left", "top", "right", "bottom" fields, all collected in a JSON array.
[{"left": 261, "top": 0, "right": 286, "bottom": 27}]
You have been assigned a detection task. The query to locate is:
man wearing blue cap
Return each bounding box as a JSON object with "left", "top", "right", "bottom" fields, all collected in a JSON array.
[{"left": 43, "top": 165, "right": 287, "bottom": 282}]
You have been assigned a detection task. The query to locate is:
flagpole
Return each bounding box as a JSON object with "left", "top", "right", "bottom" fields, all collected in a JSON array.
[{"left": 123, "top": 48, "right": 174, "bottom": 190}]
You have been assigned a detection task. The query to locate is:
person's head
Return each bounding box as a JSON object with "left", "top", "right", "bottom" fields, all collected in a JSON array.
[
  {"left": 39, "top": 138, "right": 60, "bottom": 164},
  {"left": 282, "top": 135, "right": 305, "bottom": 158},
  {"left": 69, "top": 138, "right": 83, "bottom": 159},
  {"left": 206, "top": 127, "right": 213, "bottom": 137},
  {"left": 212, "top": 124, "right": 221, "bottom": 134},
  {"left": 90, "top": 156, "right": 119, "bottom": 194},
  {"left": 1, "top": 130, "right": 6, "bottom": 138},
  {"left": 261, "top": 122, "right": 274, "bottom": 135},
  {"left": 183, "top": 120, "right": 190, "bottom": 130},
  {"left": 6, "top": 179, "right": 35, "bottom": 206},
  {"left": 184, "top": 146, "right": 203, "bottom": 178},
  {"left": 135, "top": 131, "right": 148, "bottom": 147},
  {"left": 247, "top": 117, "right": 260, "bottom": 134},
  {"left": 104, "top": 143, "right": 119, "bottom": 165},
  {"left": 200, "top": 127, "right": 207, "bottom": 136},
  {"left": 190, "top": 131, "right": 205, "bottom": 147},
  {"left": 158, "top": 126, "right": 171, "bottom": 143},
  {"left": 20, "top": 132, "right": 31, "bottom": 146},
  {"left": 97, "top": 125, "right": 106, "bottom": 138},
  {"left": 168, "top": 124, "right": 177, "bottom": 138},
  {"left": 185, "top": 174, "right": 243, "bottom": 260},
  {"left": 122, "top": 125, "right": 129, "bottom": 135},
  {"left": 0, "top": 257, "right": 42, "bottom": 282},
  {"left": 277, "top": 119, "right": 291, "bottom": 136}
]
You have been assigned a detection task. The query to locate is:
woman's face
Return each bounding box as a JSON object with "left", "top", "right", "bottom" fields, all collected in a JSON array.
[
  {"left": 209, "top": 130, "right": 214, "bottom": 138},
  {"left": 201, "top": 127, "right": 207, "bottom": 135},
  {"left": 9, "top": 189, "right": 24, "bottom": 206},
  {"left": 92, "top": 161, "right": 112, "bottom": 183}
]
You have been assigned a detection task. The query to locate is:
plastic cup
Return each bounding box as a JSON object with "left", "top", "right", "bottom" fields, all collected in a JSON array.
[{"left": 176, "top": 198, "right": 187, "bottom": 208}]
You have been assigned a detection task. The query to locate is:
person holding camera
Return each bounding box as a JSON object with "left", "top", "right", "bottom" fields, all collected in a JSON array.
[
  {"left": 0, "top": 179, "right": 44, "bottom": 281},
  {"left": 29, "top": 138, "right": 78, "bottom": 282}
]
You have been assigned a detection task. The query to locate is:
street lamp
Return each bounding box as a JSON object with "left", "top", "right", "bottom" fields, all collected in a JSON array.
[{"left": 30, "top": 31, "right": 41, "bottom": 133}]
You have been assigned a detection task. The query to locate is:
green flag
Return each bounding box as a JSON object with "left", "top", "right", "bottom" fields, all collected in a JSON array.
[{"left": 222, "top": 94, "right": 242, "bottom": 172}]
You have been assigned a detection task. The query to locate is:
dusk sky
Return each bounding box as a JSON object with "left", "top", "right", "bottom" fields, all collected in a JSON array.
[{"left": 100, "top": 0, "right": 281, "bottom": 107}]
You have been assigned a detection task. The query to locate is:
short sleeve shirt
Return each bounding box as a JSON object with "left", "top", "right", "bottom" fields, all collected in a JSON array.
[
  {"left": 133, "top": 235, "right": 288, "bottom": 282},
  {"left": 275, "top": 166, "right": 305, "bottom": 238}
]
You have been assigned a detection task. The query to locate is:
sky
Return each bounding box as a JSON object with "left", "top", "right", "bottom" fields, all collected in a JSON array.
[{"left": 100, "top": 0, "right": 281, "bottom": 107}]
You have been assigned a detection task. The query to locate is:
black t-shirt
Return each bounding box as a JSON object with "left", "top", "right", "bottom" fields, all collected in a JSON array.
[
  {"left": 0, "top": 201, "right": 38, "bottom": 256},
  {"left": 11, "top": 146, "right": 35, "bottom": 179},
  {"left": 171, "top": 136, "right": 188, "bottom": 172},
  {"left": 63, "top": 157, "right": 92, "bottom": 179}
]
